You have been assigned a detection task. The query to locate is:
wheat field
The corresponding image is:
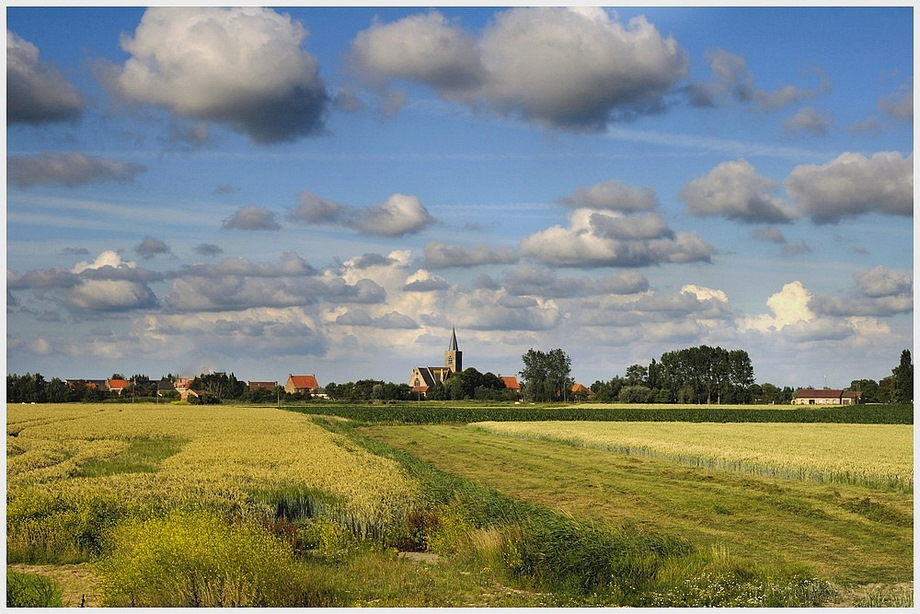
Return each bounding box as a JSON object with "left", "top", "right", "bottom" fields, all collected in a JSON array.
[
  {"left": 7, "top": 403, "right": 417, "bottom": 531},
  {"left": 474, "top": 420, "right": 913, "bottom": 491}
]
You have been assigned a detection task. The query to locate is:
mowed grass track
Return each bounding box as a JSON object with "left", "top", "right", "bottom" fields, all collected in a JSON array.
[
  {"left": 475, "top": 421, "right": 913, "bottom": 492},
  {"left": 361, "top": 424, "right": 912, "bottom": 587}
]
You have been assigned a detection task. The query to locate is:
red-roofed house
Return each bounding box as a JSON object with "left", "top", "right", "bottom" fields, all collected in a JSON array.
[
  {"left": 285, "top": 374, "right": 321, "bottom": 395},
  {"left": 106, "top": 378, "right": 130, "bottom": 394},
  {"left": 500, "top": 375, "right": 520, "bottom": 391},
  {"left": 571, "top": 383, "right": 593, "bottom": 397}
]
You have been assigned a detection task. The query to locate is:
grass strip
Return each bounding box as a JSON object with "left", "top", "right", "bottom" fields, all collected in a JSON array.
[{"left": 75, "top": 437, "right": 185, "bottom": 477}]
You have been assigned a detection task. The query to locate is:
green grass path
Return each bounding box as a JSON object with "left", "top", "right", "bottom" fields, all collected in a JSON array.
[{"left": 361, "top": 424, "right": 912, "bottom": 587}]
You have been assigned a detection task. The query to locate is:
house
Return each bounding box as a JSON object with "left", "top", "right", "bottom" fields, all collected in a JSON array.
[
  {"left": 571, "top": 383, "right": 593, "bottom": 396},
  {"left": 106, "top": 378, "right": 130, "bottom": 394},
  {"left": 793, "top": 388, "right": 862, "bottom": 405},
  {"left": 409, "top": 329, "right": 462, "bottom": 396},
  {"left": 500, "top": 375, "right": 520, "bottom": 392},
  {"left": 248, "top": 381, "right": 277, "bottom": 392},
  {"left": 285, "top": 374, "right": 321, "bottom": 395}
]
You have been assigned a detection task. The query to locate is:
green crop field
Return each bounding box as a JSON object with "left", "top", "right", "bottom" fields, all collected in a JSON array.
[
  {"left": 360, "top": 423, "right": 913, "bottom": 589},
  {"left": 474, "top": 421, "right": 913, "bottom": 491},
  {"left": 6, "top": 402, "right": 914, "bottom": 607}
]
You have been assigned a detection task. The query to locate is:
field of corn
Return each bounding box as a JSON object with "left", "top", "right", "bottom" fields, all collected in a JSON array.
[
  {"left": 6, "top": 402, "right": 914, "bottom": 607},
  {"left": 473, "top": 421, "right": 913, "bottom": 492}
]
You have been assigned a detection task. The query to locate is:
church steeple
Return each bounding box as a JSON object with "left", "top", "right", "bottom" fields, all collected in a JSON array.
[{"left": 445, "top": 328, "right": 462, "bottom": 374}]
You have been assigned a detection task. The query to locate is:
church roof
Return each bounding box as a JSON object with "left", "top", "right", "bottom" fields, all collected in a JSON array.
[{"left": 448, "top": 327, "right": 459, "bottom": 351}]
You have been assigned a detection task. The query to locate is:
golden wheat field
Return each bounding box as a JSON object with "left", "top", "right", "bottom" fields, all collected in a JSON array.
[
  {"left": 473, "top": 421, "right": 913, "bottom": 491},
  {"left": 7, "top": 403, "right": 417, "bottom": 523}
]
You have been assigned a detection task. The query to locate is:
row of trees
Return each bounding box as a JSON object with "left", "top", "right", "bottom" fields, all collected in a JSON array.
[
  {"left": 588, "top": 346, "right": 756, "bottom": 405},
  {"left": 7, "top": 373, "right": 108, "bottom": 404},
  {"left": 521, "top": 346, "right": 913, "bottom": 405},
  {"left": 325, "top": 380, "right": 414, "bottom": 402}
]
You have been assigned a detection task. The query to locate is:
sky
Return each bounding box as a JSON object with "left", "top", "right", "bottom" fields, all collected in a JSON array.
[{"left": 5, "top": 4, "right": 914, "bottom": 390}]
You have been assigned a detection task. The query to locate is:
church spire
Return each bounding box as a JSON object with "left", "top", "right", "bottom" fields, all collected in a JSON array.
[{"left": 445, "top": 328, "right": 462, "bottom": 373}]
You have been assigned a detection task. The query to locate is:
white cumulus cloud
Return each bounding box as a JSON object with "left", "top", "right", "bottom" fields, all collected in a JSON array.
[
  {"left": 785, "top": 151, "right": 913, "bottom": 223},
  {"left": 104, "top": 7, "right": 328, "bottom": 144},
  {"left": 680, "top": 159, "right": 799, "bottom": 224},
  {"left": 520, "top": 208, "right": 714, "bottom": 267},
  {"left": 349, "top": 7, "right": 687, "bottom": 130}
]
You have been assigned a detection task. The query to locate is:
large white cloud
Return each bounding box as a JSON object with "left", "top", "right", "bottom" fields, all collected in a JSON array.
[
  {"left": 736, "top": 278, "right": 902, "bottom": 348},
  {"left": 105, "top": 7, "right": 328, "bottom": 144},
  {"left": 349, "top": 12, "right": 485, "bottom": 93},
  {"left": 7, "top": 30, "right": 83, "bottom": 124},
  {"left": 785, "top": 151, "right": 913, "bottom": 223},
  {"left": 349, "top": 7, "right": 687, "bottom": 130},
  {"left": 67, "top": 251, "right": 158, "bottom": 312},
  {"left": 520, "top": 208, "right": 715, "bottom": 267},
  {"left": 680, "top": 159, "right": 799, "bottom": 224},
  {"left": 9, "top": 251, "right": 160, "bottom": 313}
]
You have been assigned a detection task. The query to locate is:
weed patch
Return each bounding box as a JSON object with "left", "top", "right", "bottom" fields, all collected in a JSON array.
[
  {"left": 75, "top": 437, "right": 185, "bottom": 477},
  {"left": 841, "top": 497, "right": 913, "bottom": 527},
  {"left": 95, "top": 510, "right": 334, "bottom": 607},
  {"left": 6, "top": 570, "right": 64, "bottom": 607}
]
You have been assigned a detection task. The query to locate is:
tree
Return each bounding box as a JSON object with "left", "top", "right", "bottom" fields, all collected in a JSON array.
[
  {"left": 619, "top": 385, "right": 653, "bottom": 404},
  {"left": 625, "top": 364, "right": 648, "bottom": 386},
  {"left": 892, "top": 349, "right": 913, "bottom": 403},
  {"left": 190, "top": 372, "right": 245, "bottom": 401},
  {"left": 520, "top": 348, "right": 572, "bottom": 402},
  {"left": 849, "top": 379, "right": 879, "bottom": 404},
  {"left": 877, "top": 376, "right": 897, "bottom": 403},
  {"left": 657, "top": 345, "right": 754, "bottom": 404}
]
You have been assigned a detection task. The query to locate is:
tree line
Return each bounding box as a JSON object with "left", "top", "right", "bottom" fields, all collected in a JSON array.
[
  {"left": 7, "top": 348, "right": 912, "bottom": 405},
  {"left": 521, "top": 346, "right": 912, "bottom": 405}
]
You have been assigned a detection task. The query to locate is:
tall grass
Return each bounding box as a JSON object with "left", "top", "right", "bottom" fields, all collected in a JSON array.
[{"left": 95, "top": 510, "right": 335, "bottom": 607}]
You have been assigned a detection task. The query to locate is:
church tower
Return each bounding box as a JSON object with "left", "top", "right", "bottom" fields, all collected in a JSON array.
[{"left": 445, "top": 328, "right": 462, "bottom": 374}]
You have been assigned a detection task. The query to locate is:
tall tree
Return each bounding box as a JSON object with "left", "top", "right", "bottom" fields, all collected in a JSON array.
[
  {"left": 520, "top": 348, "right": 572, "bottom": 402},
  {"left": 892, "top": 349, "right": 913, "bottom": 403}
]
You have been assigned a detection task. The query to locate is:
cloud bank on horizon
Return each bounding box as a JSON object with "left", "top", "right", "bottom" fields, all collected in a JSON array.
[{"left": 6, "top": 6, "right": 913, "bottom": 388}]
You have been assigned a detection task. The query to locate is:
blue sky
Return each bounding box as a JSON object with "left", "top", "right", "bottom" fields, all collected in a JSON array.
[{"left": 5, "top": 5, "right": 914, "bottom": 390}]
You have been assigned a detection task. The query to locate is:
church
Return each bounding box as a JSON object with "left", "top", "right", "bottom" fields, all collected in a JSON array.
[{"left": 409, "top": 328, "right": 462, "bottom": 395}]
